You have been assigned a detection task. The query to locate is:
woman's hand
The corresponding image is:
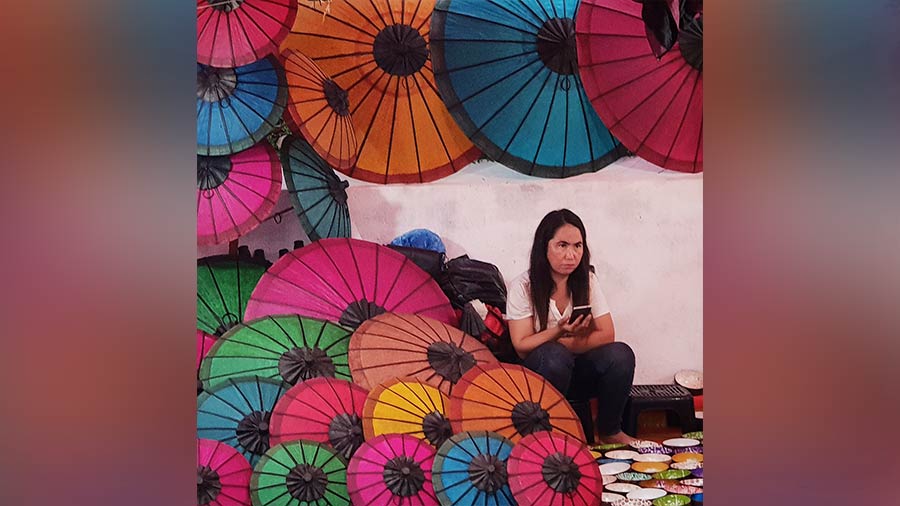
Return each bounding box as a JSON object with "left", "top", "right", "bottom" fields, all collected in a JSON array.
[{"left": 557, "top": 314, "right": 593, "bottom": 338}]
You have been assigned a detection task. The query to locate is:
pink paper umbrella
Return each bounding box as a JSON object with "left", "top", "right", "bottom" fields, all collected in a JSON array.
[
  {"left": 507, "top": 431, "right": 603, "bottom": 506},
  {"left": 245, "top": 238, "right": 458, "bottom": 329},
  {"left": 197, "top": 142, "right": 282, "bottom": 246},
  {"left": 197, "top": 438, "right": 252, "bottom": 506},
  {"left": 348, "top": 434, "right": 439, "bottom": 506},
  {"left": 196, "top": 0, "right": 297, "bottom": 68}
]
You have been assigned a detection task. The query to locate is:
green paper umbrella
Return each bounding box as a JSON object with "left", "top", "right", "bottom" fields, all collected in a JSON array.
[
  {"left": 197, "top": 254, "right": 270, "bottom": 336},
  {"left": 251, "top": 440, "right": 350, "bottom": 506},
  {"left": 200, "top": 315, "right": 353, "bottom": 391}
]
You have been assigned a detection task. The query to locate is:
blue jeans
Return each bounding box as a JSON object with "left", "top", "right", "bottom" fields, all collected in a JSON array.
[{"left": 521, "top": 341, "right": 635, "bottom": 436}]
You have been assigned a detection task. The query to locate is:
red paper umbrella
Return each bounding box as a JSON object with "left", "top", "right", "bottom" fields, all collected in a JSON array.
[
  {"left": 507, "top": 431, "right": 603, "bottom": 506},
  {"left": 244, "top": 238, "right": 458, "bottom": 329},
  {"left": 350, "top": 313, "right": 497, "bottom": 395},
  {"left": 576, "top": 0, "right": 703, "bottom": 172},
  {"left": 448, "top": 363, "right": 585, "bottom": 444},
  {"left": 196, "top": 0, "right": 297, "bottom": 68},
  {"left": 196, "top": 142, "right": 282, "bottom": 246},
  {"left": 269, "top": 377, "right": 369, "bottom": 460},
  {"left": 347, "top": 433, "right": 439, "bottom": 505},
  {"left": 197, "top": 438, "right": 252, "bottom": 506}
]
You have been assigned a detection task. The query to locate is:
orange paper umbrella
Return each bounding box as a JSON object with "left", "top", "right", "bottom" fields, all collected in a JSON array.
[
  {"left": 281, "top": 49, "right": 357, "bottom": 171},
  {"left": 449, "top": 363, "right": 585, "bottom": 444},
  {"left": 349, "top": 313, "right": 497, "bottom": 396},
  {"left": 362, "top": 378, "right": 453, "bottom": 448},
  {"left": 282, "top": 0, "right": 481, "bottom": 183}
]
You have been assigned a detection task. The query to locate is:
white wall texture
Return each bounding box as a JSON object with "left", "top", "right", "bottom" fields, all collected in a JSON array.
[{"left": 198, "top": 155, "right": 702, "bottom": 384}]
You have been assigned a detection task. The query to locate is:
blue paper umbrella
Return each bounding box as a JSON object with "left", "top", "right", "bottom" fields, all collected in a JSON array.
[
  {"left": 431, "top": 0, "right": 626, "bottom": 178},
  {"left": 279, "top": 135, "right": 351, "bottom": 241},
  {"left": 432, "top": 431, "right": 516, "bottom": 506},
  {"left": 197, "top": 377, "right": 288, "bottom": 466},
  {"left": 197, "top": 55, "right": 287, "bottom": 156}
]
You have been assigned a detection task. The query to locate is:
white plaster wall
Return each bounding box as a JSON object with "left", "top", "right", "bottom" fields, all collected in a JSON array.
[{"left": 199, "top": 155, "right": 702, "bottom": 384}]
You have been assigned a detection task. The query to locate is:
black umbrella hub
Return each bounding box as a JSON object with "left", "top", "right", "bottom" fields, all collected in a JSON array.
[
  {"left": 207, "top": 0, "right": 244, "bottom": 13},
  {"left": 328, "top": 412, "right": 364, "bottom": 460},
  {"left": 323, "top": 79, "right": 351, "bottom": 117},
  {"left": 278, "top": 347, "right": 336, "bottom": 384},
  {"left": 197, "top": 155, "right": 232, "bottom": 193},
  {"left": 339, "top": 299, "right": 387, "bottom": 329},
  {"left": 374, "top": 24, "right": 429, "bottom": 76},
  {"left": 327, "top": 177, "right": 350, "bottom": 207},
  {"left": 422, "top": 411, "right": 453, "bottom": 448},
  {"left": 426, "top": 341, "right": 476, "bottom": 383},
  {"left": 536, "top": 17, "right": 577, "bottom": 76},
  {"left": 383, "top": 456, "right": 426, "bottom": 497},
  {"left": 511, "top": 400, "right": 552, "bottom": 436},
  {"left": 541, "top": 452, "right": 582, "bottom": 494},
  {"left": 236, "top": 410, "right": 271, "bottom": 456},
  {"left": 197, "top": 465, "right": 222, "bottom": 505},
  {"left": 679, "top": 14, "right": 703, "bottom": 71},
  {"left": 286, "top": 463, "right": 329, "bottom": 502},
  {"left": 198, "top": 66, "right": 238, "bottom": 103},
  {"left": 468, "top": 454, "right": 509, "bottom": 493}
]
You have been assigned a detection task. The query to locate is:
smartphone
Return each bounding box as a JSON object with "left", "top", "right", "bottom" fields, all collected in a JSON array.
[{"left": 568, "top": 305, "right": 592, "bottom": 324}]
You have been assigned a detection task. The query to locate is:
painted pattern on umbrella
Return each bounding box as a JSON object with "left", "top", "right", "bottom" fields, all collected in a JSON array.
[
  {"left": 363, "top": 379, "right": 453, "bottom": 449},
  {"left": 197, "top": 255, "right": 270, "bottom": 337},
  {"left": 197, "top": 0, "right": 297, "bottom": 68},
  {"left": 281, "top": 0, "right": 481, "bottom": 183},
  {"left": 198, "top": 55, "right": 287, "bottom": 156},
  {"left": 281, "top": 50, "right": 358, "bottom": 171},
  {"left": 197, "top": 377, "right": 289, "bottom": 466},
  {"left": 347, "top": 433, "right": 439, "bottom": 505},
  {"left": 279, "top": 135, "right": 352, "bottom": 242},
  {"left": 575, "top": 0, "right": 702, "bottom": 172},
  {"left": 430, "top": 0, "right": 626, "bottom": 178},
  {"left": 269, "top": 377, "right": 369, "bottom": 461},
  {"left": 197, "top": 142, "right": 282, "bottom": 246},
  {"left": 349, "top": 312, "right": 497, "bottom": 396},
  {"left": 250, "top": 440, "right": 350, "bottom": 506},
  {"left": 506, "top": 431, "right": 602, "bottom": 506},
  {"left": 197, "top": 438, "right": 253, "bottom": 506},
  {"left": 432, "top": 430, "right": 516, "bottom": 506},
  {"left": 199, "top": 315, "right": 353, "bottom": 391},
  {"left": 244, "top": 238, "right": 458, "bottom": 330},
  {"left": 448, "top": 363, "right": 585, "bottom": 443}
]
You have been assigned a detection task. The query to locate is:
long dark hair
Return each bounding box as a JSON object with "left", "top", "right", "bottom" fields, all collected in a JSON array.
[{"left": 529, "top": 209, "right": 591, "bottom": 331}]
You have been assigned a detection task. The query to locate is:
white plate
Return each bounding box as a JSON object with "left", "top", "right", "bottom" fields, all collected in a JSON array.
[
  {"left": 633, "top": 453, "right": 672, "bottom": 463},
  {"left": 671, "top": 461, "right": 701, "bottom": 470},
  {"left": 602, "top": 474, "right": 618, "bottom": 485},
  {"left": 606, "top": 483, "right": 641, "bottom": 493},
  {"left": 674, "top": 369, "right": 703, "bottom": 390},
  {"left": 599, "top": 462, "right": 632, "bottom": 475},
  {"left": 606, "top": 450, "right": 640, "bottom": 460},
  {"left": 602, "top": 492, "right": 625, "bottom": 503},
  {"left": 662, "top": 438, "right": 700, "bottom": 448},
  {"left": 681, "top": 478, "right": 703, "bottom": 487},
  {"left": 627, "top": 488, "right": 667, "bottom": 500}
]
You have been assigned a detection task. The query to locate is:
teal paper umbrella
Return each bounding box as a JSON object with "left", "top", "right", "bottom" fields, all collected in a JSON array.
[{"left": 280, "top": 135, "right": 351, "bottom": 241}]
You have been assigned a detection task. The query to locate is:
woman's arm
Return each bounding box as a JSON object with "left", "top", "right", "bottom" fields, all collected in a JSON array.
[
  {"left": 557, "top": 313, "right": 616, "bottom": 354},
  {"left": 508, "top": 314, "right": 593, "bottom": 358}
]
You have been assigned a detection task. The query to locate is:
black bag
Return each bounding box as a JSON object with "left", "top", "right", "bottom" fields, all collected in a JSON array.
[
  {"left": 439, "top": 255, "right": 507, "bottom": 312},
  {"left": 386, "top": 244, "right": 446, "bottom": 281}
]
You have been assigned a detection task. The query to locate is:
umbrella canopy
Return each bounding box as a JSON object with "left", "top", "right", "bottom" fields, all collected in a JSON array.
[
  {"left": 198, "top": 55, "right": 287, "bottom": 156},
  {"left": 197, "top": 377, "right": 289, "bottom": 466},
  {"left": 430, "top": 0, "right": 626, "bottom": 178},
  {"left": 348, "top": 434, "right": 439, "bottom": 505},
  {"left": 507, "top": 431, "right": 602, "bottom": 506},
  {"left": 282, "top": 0, "right": 481, "bottom": 183},
  {"left": 245, "top": 238, "right": 458, "bottom": 330},
  {"left": 198, "top": 330, "right": 217, "bottom": 394},
  {"left": 576, "top": 0, "right": 703, "bottom": 172},
  {"left": 448, "top": 363, "right": 585, "bottom": 443},
  {"left": 350, "top": 313, "right": 497, "bottom": 395},
  {"left": 197, "top": 141, "right": 282, "bottom": 246},
  {"left": 196, "top": 0, "right": 297, "bottom": 68},
  {"left": 250, "top": 440, "right": 350, "bottom": 506},
  {"left": 279, "top": 135, "right": 352, "bottom": 241},
  {"left": 362, "top": 379, "right": 453, "bottom": 448},
  {"left": 199, "top": 315, "right": 353, "bottom": 391},
  {"left": 197, "top": 254, "right": 270, "bottom": 337},
  {"left": 197, "top": 438, "right": 252, "bottom": 506},
  {"left": 269, "top": 377, "right": 369, "bottom": 461},
  {"left": 281, "top": 49, "right": 358, "bottom": 171},
  {"left": 432, "top": 431, "right": 516, "bottom": 506}
]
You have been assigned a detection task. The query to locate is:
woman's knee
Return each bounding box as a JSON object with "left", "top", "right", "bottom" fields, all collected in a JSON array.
[{"left": 605, "top": 341, "right": 636, "bottom": 371}]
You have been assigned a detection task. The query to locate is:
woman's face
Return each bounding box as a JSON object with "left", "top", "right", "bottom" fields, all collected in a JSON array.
[{"left": 546, "top": 223, "right": 584, "bottom": 278}]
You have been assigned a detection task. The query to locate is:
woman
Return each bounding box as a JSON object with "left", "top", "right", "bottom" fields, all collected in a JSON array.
[{"left": 506, "top": 209, "right": 637, "bottom": 445}]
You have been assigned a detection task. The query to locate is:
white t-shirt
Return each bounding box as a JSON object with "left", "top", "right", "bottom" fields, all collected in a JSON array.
[{"left": 506, "top": 271, "right": 611, "bottom": 333}]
